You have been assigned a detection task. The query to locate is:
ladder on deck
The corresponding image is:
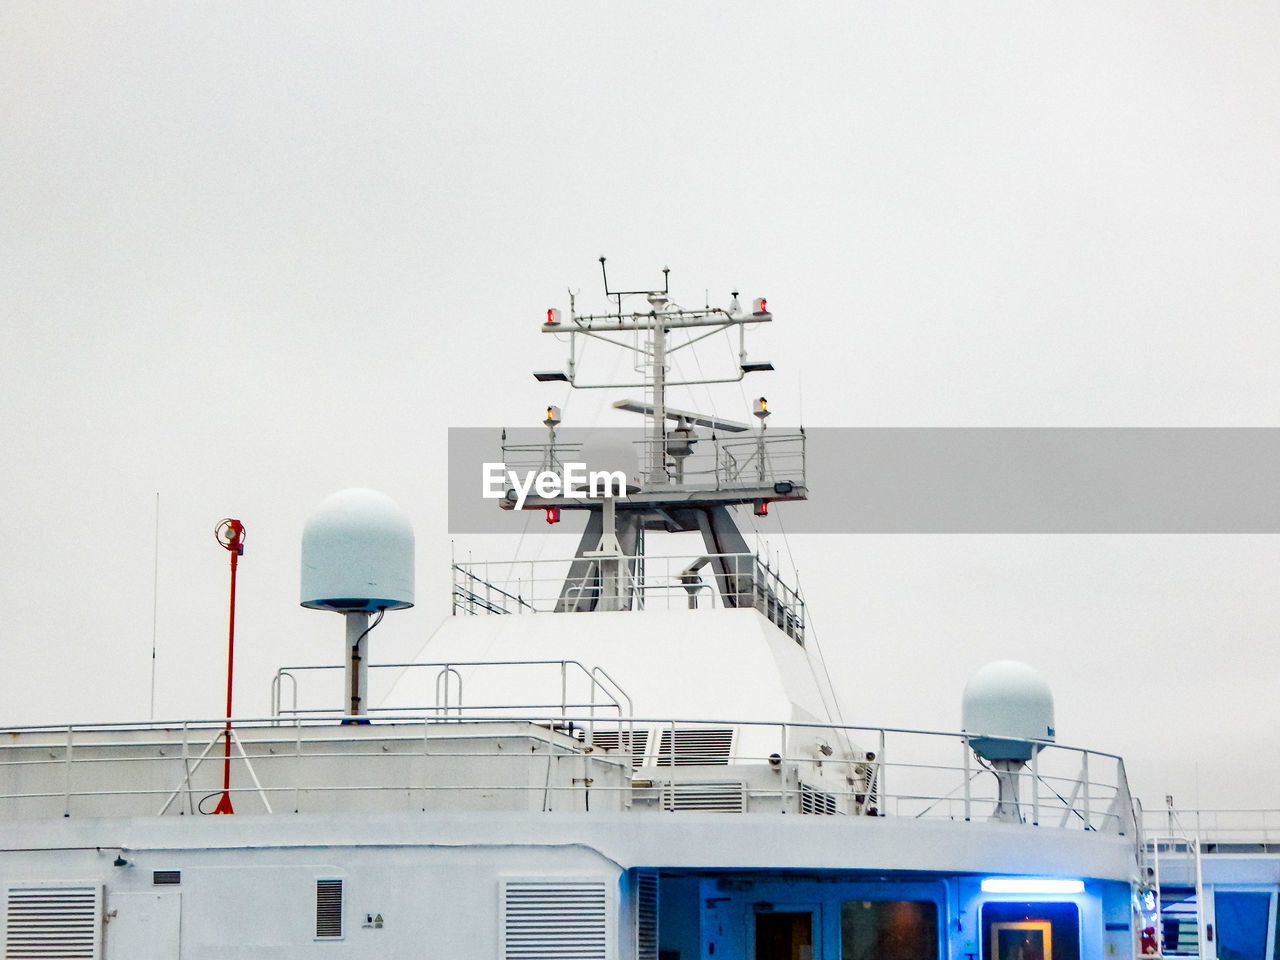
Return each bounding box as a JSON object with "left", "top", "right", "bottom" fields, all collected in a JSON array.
[{"left": 1148, "top": 819, "right": 1210, "bottom": 960}]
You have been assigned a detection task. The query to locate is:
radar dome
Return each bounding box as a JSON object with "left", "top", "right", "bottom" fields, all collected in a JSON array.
[
  {"left": 579, "top": 434, "right": 642, "bottom": 494},
  {"left": 961, "top": 660, "right": 1055, "bottom": 762},
  {"left": 300, "top": 488, "right": 415, "bottom": 612}
]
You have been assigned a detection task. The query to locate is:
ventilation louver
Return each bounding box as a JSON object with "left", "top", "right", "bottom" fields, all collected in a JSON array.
[
  {"left": 584, "top": 729, "right": 649, "bottom": 767},
  {"left": 315, "top": 879, "right": 343, "bottom": 939},
  {"left": 635, "top": 871, "right": 658, "bottom": 960},
  {"left": 661, "top": 780, "right": 746, "bottom": 812},
  {"left": 654, "top": 728, "right": 733, "bottom": 766},
  {"left": 502, "top": 879, "right": 608, "bottom": 959},
  {"left": 5, "top": 884, "right": 101, "bottom": 959},
  {"left": 152, "top": 871, "right": 181, "bottom": 886},
  {"left": 799, "top": 783, "right": 838, "bottom": 815}
]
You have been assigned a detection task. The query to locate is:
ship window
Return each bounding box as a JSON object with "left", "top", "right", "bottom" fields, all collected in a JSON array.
[
  {"left": 152, "top": 870, "right": 181, "bottom": 885},
  {"left": 840, "top": 899, "right": 939, "bottom": 960},
  {"left": 982, "top": 902, "right": 1079, "bottom": 960},
  {"left": 316, "top": 879, "right": 343, "bottom": 939}
]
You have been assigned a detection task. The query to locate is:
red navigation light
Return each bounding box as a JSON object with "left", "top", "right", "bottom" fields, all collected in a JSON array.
[
  {"left": 546, "top": 308, "right": 561, "bottom": 325},
  {"left": 545, "top": 507, "right": 561, "bottom": 524},
  {"left": 752, "top": 297, "right": 768, "bottom": 314},
  {"left": 754, "top": 501, "right": 768, "bottom": 517}
]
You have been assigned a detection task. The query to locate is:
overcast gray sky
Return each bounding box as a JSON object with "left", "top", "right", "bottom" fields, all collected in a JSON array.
[{"left": 2, "top": 4, "right": 1277, "bottom": 811}]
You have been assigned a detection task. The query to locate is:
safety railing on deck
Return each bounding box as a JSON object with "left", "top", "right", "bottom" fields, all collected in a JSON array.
[
  {"left": 499, "top": 432, "right": 805, "bottom": 492},
  {"left": 0, "top": 715, "right": 1133, "bottom": 834},
  {"left": 1143, "top": 808, "right": 1280, "bottom": 848},
  {"left": 271, "top": 658, "right": 633, "bottom": 724},
  {"left": 450, "top": 552, "right": 805, "bottom": 643}
]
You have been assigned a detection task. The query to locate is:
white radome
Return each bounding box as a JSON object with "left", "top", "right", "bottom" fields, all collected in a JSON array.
[
  {"left": 961, "top": 659, "right": 1055, "bottom": 760},
  {"left": 300, "top": 487, "right": 415, "bottom": 612}
]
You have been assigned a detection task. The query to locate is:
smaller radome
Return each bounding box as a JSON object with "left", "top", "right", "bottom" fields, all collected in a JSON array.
[{"left": 961, "top": 659, "right": 1055, "bottom": 762}]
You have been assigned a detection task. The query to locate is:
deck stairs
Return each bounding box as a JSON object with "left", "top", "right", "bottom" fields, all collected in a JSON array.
[{"left": 1147, "top": 807, "right": 1210, "bottom": 960}]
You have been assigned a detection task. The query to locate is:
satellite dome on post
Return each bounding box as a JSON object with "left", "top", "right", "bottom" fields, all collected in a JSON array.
[
  {"left": 962, "top": 659, "right": 1055, "bottom": 823},
  {"left": 301, "top": 488, "right": 415, "bottom": 721}
]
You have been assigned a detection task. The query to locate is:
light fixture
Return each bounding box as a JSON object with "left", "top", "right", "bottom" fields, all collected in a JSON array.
[
  {"left": 980, "top": 878, "right": 1084, "bottom": 895},
  {"left": 740, "top": 361, "right": 775, "bottom": 373},
  {"left": 546, "top": 308, "right": 561, "bottom": 325},
  {"left": 534, "top": 371, "right": 570, "bottom": 383}
]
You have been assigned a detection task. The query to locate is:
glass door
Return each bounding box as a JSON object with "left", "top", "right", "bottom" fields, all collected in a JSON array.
[{"left": 755, "top": 908, "right": 817, "bottom": 960}]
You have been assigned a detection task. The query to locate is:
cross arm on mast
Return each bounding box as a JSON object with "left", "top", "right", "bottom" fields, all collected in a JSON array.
[
  {"left": 612, "top": 399, "right": 751, "bottom": 433},
  {"left": 542, "top": 306, "right": 771, "bottom": 334}
]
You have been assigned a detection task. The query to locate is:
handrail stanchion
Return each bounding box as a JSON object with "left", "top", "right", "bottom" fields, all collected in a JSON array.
[
  {"left": 962, "top": 736, "right": 972, "bottom": 822},
  {"left": 292, "top": 717, "right": 303, "bottom": 813},
  {"left": 878, "top": 729, "right": 887, "bottom": 816},
  {"left": 1081, "top": 750, "right": 1092, "bottom": 830},
  {"left": 560, "top": 661, "right": 569, "bottom": 728},
  {"left": 180, "top": 721, "right": 192, "bottom": 815},
  {"left": 62, "top": 726, "right": 73, "bottom": 818},
  {"left": 780, "top": 723, "right": 789, "bottom": 810},
  {"left": 1031, "top": 744, "right": 1040, "bottom": 826}
]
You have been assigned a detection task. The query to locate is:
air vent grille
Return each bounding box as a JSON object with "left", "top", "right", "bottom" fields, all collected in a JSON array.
[
  {"left": 799, "top": 783, "right": 838, "bottom": 815},
  {"left": 585, "top": 729, "right": 649, "bottom": 767},
  {"left": 5, "top": 884, "right": 101, "bottom": 959},
  {"left": 502, "top": 880, "right": 608, "bottom": 959},
  {"left": 655, "top": 728, "right": 733, "bottom": 766},
  {"left": 661, "top": 780, "right": 745, "bottom": 812},
  {"left": 152, "top": 870, "right": 181, "bottom": 886},
  {"left": 315, "top": 879, "right": 343, "bottom": 939},
  {"left": 635, "top": 870, "right": 658, "bottom": 960}
]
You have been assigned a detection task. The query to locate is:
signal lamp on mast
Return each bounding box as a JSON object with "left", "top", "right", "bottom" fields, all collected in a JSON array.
[
  {"left": 545, "top": 507, "right": 561, "bottom": 524},
  {"left": 546, "top": 308, "right": 562, "bottom": 326},
  {"left": 752, "top": 297, "right": 768, "bottom": 315}
]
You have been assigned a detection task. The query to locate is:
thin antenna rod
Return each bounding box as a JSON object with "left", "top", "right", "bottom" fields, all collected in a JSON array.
[{"left": 150, "top": 492, "right": 159, "bottom": 720}]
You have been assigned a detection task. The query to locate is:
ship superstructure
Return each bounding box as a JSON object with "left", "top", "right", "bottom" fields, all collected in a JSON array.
[{"left": 0, "top": 264, "right": 1274, "bottom": 960}]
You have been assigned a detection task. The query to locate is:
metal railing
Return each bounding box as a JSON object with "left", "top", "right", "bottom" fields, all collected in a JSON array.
[
  {"left": 270, "top": 658, "right": 633, "bottom": 724},
  {"left": 1143, "top": 808, "right": 1280, "bottom": 847},
  {"left": 450, "top": 552, "right": 805, "bottom": 641},
  {"left": 0, "top": 714, "right": 1134, "bottom": 834},
  {"left": 499, "top": 431, "right": 806, "bottom": 492}
]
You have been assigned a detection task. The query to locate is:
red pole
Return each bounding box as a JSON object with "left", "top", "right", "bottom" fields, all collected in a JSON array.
[{"left": 213, "top": 519, "right": 244, "bottom": 815}]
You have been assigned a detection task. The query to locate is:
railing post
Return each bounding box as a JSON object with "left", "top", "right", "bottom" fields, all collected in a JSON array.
[
  {"left": 292, "top": 717, "right": 302, "bottom": 814},
  {"left": 180, "top": 721, "right": 191, "bottom": 814},
  {"left": 560, "top": 661, "right": 568, "bottom": 727},
  {"left": 1081, "top": 751, "right": 1092, "bottom": 830},
  {"left": 62, "top": 726, "right": 74, "bottom": 818},
  {"left": 1031, "top": 745, "right": 1040, "bottom": 826},
  {"left": 878, "top": 729, "right": 887, "bottom": 816},
  {"left": 962, "top": 736, "right": 972, "bottom": 822},
  {"left": 779, "top": 723, "right": 789, "bottom": 811}
]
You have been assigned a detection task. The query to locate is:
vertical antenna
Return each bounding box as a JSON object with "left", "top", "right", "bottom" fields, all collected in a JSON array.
[{"left": 150, "top": 492, "right": 159, "bottom": 720}]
